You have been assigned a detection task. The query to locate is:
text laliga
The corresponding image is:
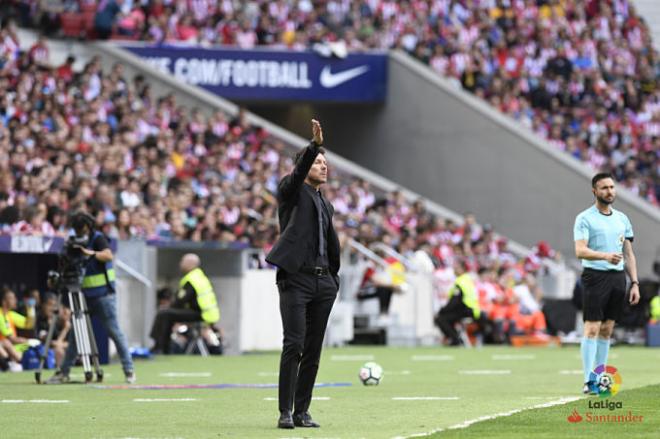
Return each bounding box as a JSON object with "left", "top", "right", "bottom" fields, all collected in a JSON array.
[{"left": 588, "top": 400, "right": 623, "bottom": 411}]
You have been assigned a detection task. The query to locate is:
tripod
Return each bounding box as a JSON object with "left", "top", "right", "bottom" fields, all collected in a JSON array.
[{"left": 35, "top": 288, "right": 103, "bottom": 384}]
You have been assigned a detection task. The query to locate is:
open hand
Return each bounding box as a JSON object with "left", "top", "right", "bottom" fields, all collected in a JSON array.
[{"left": 312, "top": 119, "right": 323, "bottom": 145}]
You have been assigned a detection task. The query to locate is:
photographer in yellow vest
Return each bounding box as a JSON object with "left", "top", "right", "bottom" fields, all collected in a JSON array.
[{"left": 149, "top": 254, "right": 220, "bottom": 354}]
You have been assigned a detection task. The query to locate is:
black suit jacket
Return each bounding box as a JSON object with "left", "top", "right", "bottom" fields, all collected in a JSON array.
[{"left": 266, "top": 141, "right": 340, "bottom": 277}]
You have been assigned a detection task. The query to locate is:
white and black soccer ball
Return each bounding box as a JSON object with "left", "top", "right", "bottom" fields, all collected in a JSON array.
[
  {"left": 359, "top": 362, "right": 383, "bottom": 386},
  {"left": 598, "top": 374, "right": 613, "bottom": 393}
]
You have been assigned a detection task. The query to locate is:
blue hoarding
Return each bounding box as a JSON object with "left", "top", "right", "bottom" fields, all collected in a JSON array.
[
  {"left": 0, "top": 236, "right": 117, "bottom": 254},
  {"left": 122, "top": 45, "right": 388, "bottom": 103}
]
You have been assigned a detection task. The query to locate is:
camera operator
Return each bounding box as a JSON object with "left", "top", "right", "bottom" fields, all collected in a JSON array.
[{"left": 47, "top": 212, "right": 135, "bottom": 384}]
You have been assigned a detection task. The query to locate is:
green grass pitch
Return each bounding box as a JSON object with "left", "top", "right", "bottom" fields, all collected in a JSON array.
[{"left": 1, "top": 346, "right": 658, "bottom": 438}]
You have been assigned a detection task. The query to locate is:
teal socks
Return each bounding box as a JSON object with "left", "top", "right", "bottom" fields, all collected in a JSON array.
[{"left": 581, "top": 337, "right": 597, "bottom": 383}]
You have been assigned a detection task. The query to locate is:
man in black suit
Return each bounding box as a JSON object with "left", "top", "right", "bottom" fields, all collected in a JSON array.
[{"left": 266, "top": 119, "right": 340, "bottom": 429}]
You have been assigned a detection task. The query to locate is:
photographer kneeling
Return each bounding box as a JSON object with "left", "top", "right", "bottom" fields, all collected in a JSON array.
[{"left": 47, "top": 212, "right": 135, "bottom": 384}]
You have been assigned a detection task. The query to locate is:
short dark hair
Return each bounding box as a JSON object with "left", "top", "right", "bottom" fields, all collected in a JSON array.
[
  {"left": 0, "top": 286, "right": 14, "bottom": 303},
  {"left": 294, "top": 146, "right": 326, "bottom": 166},
  {"left": 592, "top": 172, "right": 614, "bottom": 188},
  {"left": 71, "top": 211, "right": 95, "bottom": 232}
]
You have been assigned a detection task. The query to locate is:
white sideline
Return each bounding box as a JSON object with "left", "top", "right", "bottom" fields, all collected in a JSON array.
[
  {"left": 391, "top": 396, "right": 580, "bottom": 439},
  {"left": 392, "top": 397, "right": 459, "bottom": 401},
  {"left": 2, "top": 399, "right": 69, "bottom": 404},
  {"left": 133, "top": 398, "right": 198, "bottom": 403},
  {"left": 458, "top": 370, "right": 511, "bottom": 375},
  {"left": 263, "top": 396, "right": 331, "bottom": 401}
]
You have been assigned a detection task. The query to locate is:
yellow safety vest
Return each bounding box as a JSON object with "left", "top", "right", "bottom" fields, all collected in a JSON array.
[
  {"left": 179, "top": 268, "right": 220, "bottom": 324},
  {"left": 387, "top": 260, "right": 406, "bottom": 287},
  {"left": 651, "top": 296, "right": 660, "bottom": 321},
  {"left": 448, "top": 273, "right": 481, "bottom": 319}
]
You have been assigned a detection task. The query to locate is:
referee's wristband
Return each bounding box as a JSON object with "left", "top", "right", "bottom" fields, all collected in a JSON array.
[{"left": 630, "top": 281, "right": 639, "bottom": 286}]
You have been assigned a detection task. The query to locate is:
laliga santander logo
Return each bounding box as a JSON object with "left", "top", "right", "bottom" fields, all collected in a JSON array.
[
  {"left": 567, "top": 409, "right": 583, "bottom": 423},
  {"left": 588, "top": 364, "right": 622, "bottom": 398}
]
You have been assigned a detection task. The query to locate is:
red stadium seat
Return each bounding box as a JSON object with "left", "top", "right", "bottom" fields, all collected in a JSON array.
[
  {"left": 81, "top": 11, "right": 97, "bottom": 39},
  {"left": 80, "top": 2, "right": 97, "bottom": 14},
  {"left": 60, "top": 13, "right": 83, "bottom": 39}
]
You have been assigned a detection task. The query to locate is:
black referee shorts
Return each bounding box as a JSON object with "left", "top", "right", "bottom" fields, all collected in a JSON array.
[{"left": 581, "top": 268, "right": 626, "bottom": 322}]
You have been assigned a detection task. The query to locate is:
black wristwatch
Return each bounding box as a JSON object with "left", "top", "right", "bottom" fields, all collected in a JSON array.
[{"left": 631, "top": 280, "right": 639, "bottom": 286}]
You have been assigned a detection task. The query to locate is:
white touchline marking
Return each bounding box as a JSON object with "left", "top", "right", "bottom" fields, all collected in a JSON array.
[
  {"left": 263, "top": 396, "right": 331, "bottom": 401},
  {"left": 2, "top": 399, "right": 69, "bottom": 404},
  {"left": 133, "top": 398, "right": 198, "bottom": 402},
  {"left": 330, "top": 354, "right": 374, "bottom": 361},
  {"left": 388, "top": 370, "right": 412, "bottom": 375},
  {"left": 159, "top": 372, "right": 212, "bottom": 377},
  {"left": 411, "top": 355, "right": 454, "bottom": 361},
  {"left": 392, "top": 397, "right": 459, "bottom": 401},
  {"left": 492, "top": 354, "right": 535, "bottom": 360},
  {"left": 525, "top": 396, "right": 576, "bottom": 400},
  {"left": 391, "top": 396, "right": 580, "bottom": 438},
  {"left": 459, "top": 370, "right": 511, "bottom": 375},
  {"left": 558, "top": 370, "right": 583, "bottom": 375}
]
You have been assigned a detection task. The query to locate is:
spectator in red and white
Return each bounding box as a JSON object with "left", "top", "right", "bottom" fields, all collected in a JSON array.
[
  {"left": 27, "top": 35, "right": 49, "bottom": 66},
  {"left": 11, "top": 204, "right": 56, "bottom": 236}
]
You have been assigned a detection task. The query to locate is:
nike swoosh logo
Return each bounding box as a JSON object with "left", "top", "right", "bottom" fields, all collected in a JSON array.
[{"left": 319, "top": 65, "right": 370, "bottom": 88}]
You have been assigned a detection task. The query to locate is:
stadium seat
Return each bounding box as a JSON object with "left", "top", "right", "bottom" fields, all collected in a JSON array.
[
  {"left": 81, "top": 12, "right": 96, "bottom": 39},
  {"left": 60, "top": 13, "right": 83, "bottom": 38}
]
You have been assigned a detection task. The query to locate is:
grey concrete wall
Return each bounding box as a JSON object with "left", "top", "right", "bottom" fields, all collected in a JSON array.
[{"left": 289, "top": 52, "right": 659, "bottom": 278}]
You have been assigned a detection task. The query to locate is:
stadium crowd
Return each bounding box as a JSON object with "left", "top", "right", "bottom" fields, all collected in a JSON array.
[
  {"left": 12, "top": 0, "right": 658, "bottom": 206},
  {"left": 0, "top": 26, "right": 559, "bottom": 351}
]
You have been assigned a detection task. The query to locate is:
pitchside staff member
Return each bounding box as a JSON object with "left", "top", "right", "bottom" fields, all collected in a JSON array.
[
  {"left": 266, "top": 120, "right": 340, "bottom": 429},
  {"left": 47, "top": 212, "right": 135, "bottom": 384},
  {"left": 574, "top": 173, "right": 640, "bottom": 394}
]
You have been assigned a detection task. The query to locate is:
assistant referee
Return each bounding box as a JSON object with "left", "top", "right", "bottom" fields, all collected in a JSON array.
[{"left": 574, "top": 173, "right": 640, "bottom": 394}]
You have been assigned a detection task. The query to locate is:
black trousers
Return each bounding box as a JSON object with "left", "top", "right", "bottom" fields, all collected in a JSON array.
[
  {"left": 150, "top": 308, "right": 202, "bottom": 354},
  {"left": 435, "top": 294, "right": 475, "bottom": 345},
  {"left": 357, "top": 286, "right": 394, "bottom": 314},
  {"left": 277, "top": 270, "right": 337, "bottom": 414}
]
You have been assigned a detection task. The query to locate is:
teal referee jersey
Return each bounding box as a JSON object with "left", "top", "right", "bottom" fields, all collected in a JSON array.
[{"left": 573, "top": 205, "right": 633, "bottom": 271}]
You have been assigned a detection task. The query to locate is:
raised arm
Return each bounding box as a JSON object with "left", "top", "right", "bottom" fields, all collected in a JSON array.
[{"left": 278, "top": 119, "right": 324, "bottom": 200}]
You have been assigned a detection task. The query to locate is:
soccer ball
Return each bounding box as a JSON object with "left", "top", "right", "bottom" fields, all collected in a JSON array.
[
  {"left": 359, "top": 362, "right": 383, "bottom": 386},
  {"left": 598, "top": 374, "right": 613, "bottom": 393}
]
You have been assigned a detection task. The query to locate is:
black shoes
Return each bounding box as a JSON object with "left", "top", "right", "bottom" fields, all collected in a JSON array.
[
  {"left": 277, "top": 410, "right": 320, "bottom": 428},
  {"left": 293, "top": 411, "right": 320, "bottom": 428},
  {"left": 277, "top": 410, "right": 294, "bottom": 429}
]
